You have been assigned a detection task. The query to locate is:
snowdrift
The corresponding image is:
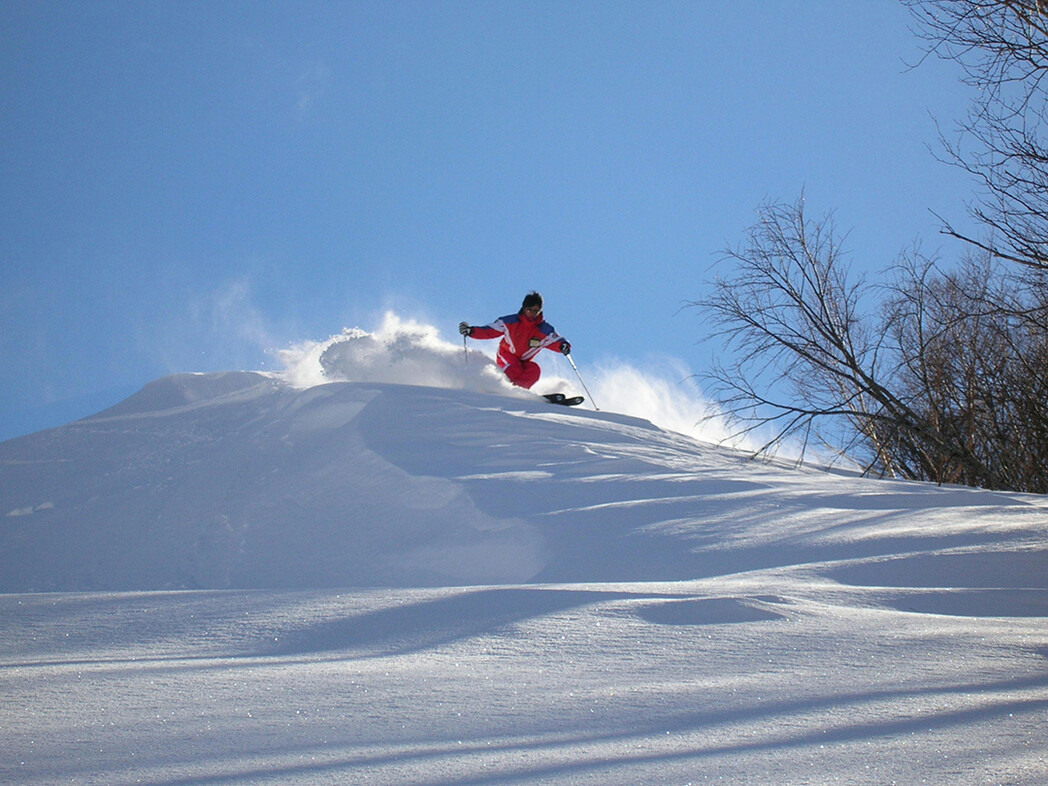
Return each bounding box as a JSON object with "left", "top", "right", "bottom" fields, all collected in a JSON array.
[{"left": 1, "top": 363, "right": 1045, "bottom": 595}]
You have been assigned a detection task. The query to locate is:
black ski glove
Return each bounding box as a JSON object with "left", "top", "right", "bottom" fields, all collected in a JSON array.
[
  {"left": 458, "top": 321, "right": 473, "bottom": 337},
  {"left": 560, "top": 341, "right": 571, "bottom": 355}
]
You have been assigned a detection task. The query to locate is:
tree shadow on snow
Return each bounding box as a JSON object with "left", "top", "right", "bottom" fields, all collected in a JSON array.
[{"left": 261, "top": 587, "right": 679, "bottom": 660}]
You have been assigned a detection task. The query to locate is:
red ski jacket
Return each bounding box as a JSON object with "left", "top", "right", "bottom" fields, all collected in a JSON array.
[{"left": 470, "top": 312, "right": 568, "bottom": 369}]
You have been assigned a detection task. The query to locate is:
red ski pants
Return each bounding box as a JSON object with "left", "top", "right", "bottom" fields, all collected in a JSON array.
[{"left": 500, "top": 356, "right": 541, "bottom": 389}]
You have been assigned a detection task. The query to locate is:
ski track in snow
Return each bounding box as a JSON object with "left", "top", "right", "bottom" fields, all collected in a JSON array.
[{"left": 1, "top": 339, "right": 1046, "bottom": 784}]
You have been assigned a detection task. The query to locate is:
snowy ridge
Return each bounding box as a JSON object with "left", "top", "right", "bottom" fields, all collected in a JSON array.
[
  {"left": 1, "top": 327, "right": 1047, "bottom": 784},
  {"left": 4, "top": 369, "right": 1043, "bottom": 594}
]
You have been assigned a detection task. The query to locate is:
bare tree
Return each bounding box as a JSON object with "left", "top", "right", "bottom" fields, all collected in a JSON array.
[
  {"left": 901, "top": 0, "right": 1048, "bottom": 490},
  {"left": 694, "top": 3, "right": 1048, "bottom": 491},
  {"left": 881, "top": 250, "right": 1048, "bottom": 490},
  {"left": 906, "top": 0, "right": 1048, "bottom": 275},
  {"left": 903, "top": 2, "right": 1048, "bottom": 306},
  {"left": 697, "top": 198, "right": 926, "bottom": 473},
  {"left": 696, "top": 198, "right": 1048, "bottom": 492}
]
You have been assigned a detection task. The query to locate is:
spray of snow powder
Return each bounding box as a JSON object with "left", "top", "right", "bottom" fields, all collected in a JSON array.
[{"left": 274, "top": 312, "right": 745, "bottom": 447}]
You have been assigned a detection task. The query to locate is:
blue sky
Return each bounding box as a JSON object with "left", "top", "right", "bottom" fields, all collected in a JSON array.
[{"left": 1, "top": 1, "right": 979, "bottom": 440}]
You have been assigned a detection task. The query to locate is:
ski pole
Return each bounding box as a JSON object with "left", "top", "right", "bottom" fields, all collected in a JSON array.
[
  {"left": 566, "top": 354, "right": 598, "bottom": 410},
  {"left": 463, "top": 334, "right": 468, "bottom": 364}
]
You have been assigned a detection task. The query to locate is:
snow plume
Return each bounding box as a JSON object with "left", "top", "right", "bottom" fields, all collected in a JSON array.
[
  {"left": 584, "top": 358, "right": 748, "bottom": 448},
  {"left": 272, "top": 312, "right": 752, "bottom": 446},
  {"left": 275, "top": 312, "right": 520, "bottom": 396}
]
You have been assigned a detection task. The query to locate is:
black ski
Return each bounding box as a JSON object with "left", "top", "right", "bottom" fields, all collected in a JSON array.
[{"left": 542, "top": 393, "right": 585, "bottom": 407}]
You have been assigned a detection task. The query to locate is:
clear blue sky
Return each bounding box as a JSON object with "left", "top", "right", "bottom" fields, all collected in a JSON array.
[{"left": 1, "top": 0, "right": 978, "bottom": 440}]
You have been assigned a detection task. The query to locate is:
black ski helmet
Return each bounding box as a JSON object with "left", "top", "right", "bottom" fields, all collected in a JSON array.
[{"left": 521, "top": 291, "right": 543, "bottom": 311}]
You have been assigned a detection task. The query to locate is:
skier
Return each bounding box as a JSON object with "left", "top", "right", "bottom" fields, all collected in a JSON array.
[{"left": 459, "top": 291, "right": 571, "bottom": 390}]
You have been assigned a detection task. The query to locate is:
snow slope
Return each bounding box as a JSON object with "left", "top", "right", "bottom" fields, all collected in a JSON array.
[{"left": 1, "top": 322, "right": 1046, "bottom": 784}]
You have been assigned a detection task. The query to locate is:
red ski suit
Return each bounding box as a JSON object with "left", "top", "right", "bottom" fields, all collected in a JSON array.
[{"left": 469, "top": 311, "right": 568, "bottom": 389}]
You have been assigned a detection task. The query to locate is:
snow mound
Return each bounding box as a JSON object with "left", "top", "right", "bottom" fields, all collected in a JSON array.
[
  {"left": 1, "top": 371, "right": 1044, "bottom": 593},
  {"left": 89, "top": 371, "right": 280, "bottom": 419}
]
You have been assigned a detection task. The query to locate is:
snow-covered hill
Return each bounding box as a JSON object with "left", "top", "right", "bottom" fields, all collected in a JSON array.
[
  {"left": 5, "top": 366, "right": 1044, "bottom": 595},
  {"left": 1, "top": 320, "right": 1046, "bottom": 784}
]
